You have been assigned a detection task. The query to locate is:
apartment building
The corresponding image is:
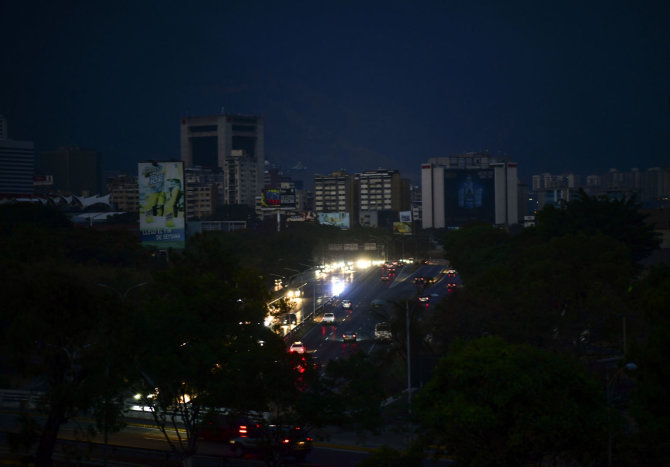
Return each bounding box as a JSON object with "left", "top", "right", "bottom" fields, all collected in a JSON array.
[{"left": 313, "top": 170, "right": 356, "bottom": 217}]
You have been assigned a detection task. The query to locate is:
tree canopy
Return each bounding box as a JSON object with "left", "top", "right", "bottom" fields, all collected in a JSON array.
[{"left": 414, "top": 337, "right": 606, "bottom": 466}]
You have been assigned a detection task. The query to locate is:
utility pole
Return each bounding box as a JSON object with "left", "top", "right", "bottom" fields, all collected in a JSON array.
[
  {"left": 406, "top": 300, "right": 411, "bottom": 414},
  {"left": 96, "top": 282, "right": 148, "bottom": 467}
]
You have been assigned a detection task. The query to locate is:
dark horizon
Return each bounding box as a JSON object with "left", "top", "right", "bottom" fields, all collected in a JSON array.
[{"left": 2, "top": 1, "right": 669, "bottom": 187}]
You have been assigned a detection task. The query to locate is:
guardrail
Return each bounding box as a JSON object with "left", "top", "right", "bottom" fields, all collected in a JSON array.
[{"left": 0, "top": 389, "right": 45, "bottom": 409}]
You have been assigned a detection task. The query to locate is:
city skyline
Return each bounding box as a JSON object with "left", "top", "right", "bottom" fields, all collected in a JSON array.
[{"left": 1, "top": 0, "right": 669, "bottom": 186}]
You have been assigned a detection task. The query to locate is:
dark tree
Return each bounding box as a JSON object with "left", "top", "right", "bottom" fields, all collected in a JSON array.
[
  {"left": 534, "top": 190, "right": 661, "bottom": 262},
  {"left": 414, "top": 337, "right": 606, "bottom": 466}
]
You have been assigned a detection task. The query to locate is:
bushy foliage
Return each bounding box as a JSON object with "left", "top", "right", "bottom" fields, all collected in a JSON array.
[{"left": 414, "top": 337, "right": 606, "bottom": 466}]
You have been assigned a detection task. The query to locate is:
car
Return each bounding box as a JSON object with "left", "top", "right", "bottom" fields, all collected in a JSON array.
[
  {"left": 341, "top": 299, "right": 352, "bottom": 309},
  {"left": 322, "top": 312, "right": 335, "bottom": 324},
  {"left": 342, "top": 331, "right": 357, "bottom": 342},
  {"left": 289, "top": 341, "right": 306, "bottom": 354},
  {"left": 418, "top": 296, "right": 429, "bottom": 303},
  {"left": 228, "top": 423, "right": 313, "bottom": 461},
  {"left": 374, "top": 322, "right": 392, "bottom": 341},
  {"left": 281, "top": 313, "right": 297, "bottom": 325},
  {"left": 380, "top": 274, "right": 390, "bottom": 281}
]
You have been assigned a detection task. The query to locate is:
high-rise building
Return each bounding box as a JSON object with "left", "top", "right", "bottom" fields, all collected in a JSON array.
[
  {"left": 356, "top": 169, "right": 410, "bottom": 212},
  {"left": 313, "top": 170, "right": 356, "bottom": 217},
  {"left": 532, "top": 173, "right": 579, "bottom": 191},
  {"left": 421, "top": 153, "right": 520, "bottom": 229},
  {"left": 106, "top": 172, "right": 139, "bottom": 212},
  {"left": 0, "top": 115, "right": 35, "bottom": 195},
  {"left": 533, "top": 167, "right": 670, "bottom": 209},
  {"left": 40, "top": 147, "right": 103, "bottom": 195},
  {"left": 180, "top": 114, "right": 264, "bottom": 207},
  {"left": 184, "top": 167, "right": 219, "bottom": 220}
]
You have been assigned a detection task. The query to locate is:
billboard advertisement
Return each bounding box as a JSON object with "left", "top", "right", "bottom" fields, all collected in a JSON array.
[
  {"left": 443, "top": 169, "right": 495, "bottom": 224},
  {"left": 399, "top": 210, "right": 412, "bottom": 222},
  {"left": 318, "top": 212, "right": 350, "bottom": 229},
  {"left": 261, "top": 189, "right": 281, "bottom": 207},
  {"left": 393, "top": 221, "right": 413, "bottom": 235},
  {"left": 139, "top": 161, "right": 185, "bottom": 249},
  {"left": 261, "top": 187, "right": 297, "bottom": 209}
]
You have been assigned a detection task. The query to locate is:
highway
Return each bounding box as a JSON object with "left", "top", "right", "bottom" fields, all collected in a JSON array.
[{"left": 287, "top": 260, "right": 456, "bottom": 363}]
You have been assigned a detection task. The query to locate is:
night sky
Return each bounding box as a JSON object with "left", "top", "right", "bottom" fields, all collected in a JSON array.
[{"left": 2, "top": 0, "right": 669, "bottom": 185}]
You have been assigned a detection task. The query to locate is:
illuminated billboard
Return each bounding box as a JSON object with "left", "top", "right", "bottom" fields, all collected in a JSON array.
[
  {"left": 393, "top": 221, "right": 412, "bottom": 235},
  {"left": 261, "top": 186, "right": 297, "bottom": 209},
  {"left": 443, "top": 169, "right": 495, "bottom": 224},
  {"left": 138, "top": 161, "right": 185, "bottom": 249},
  {"left": 261, "top": 189, "right": 280, "bottom": 207},
  {"left": 399, "top": 210, "right": 412, "bottom": 222},
  {"left": 318, "top": 212, "right": 350, "bottom": 229}
]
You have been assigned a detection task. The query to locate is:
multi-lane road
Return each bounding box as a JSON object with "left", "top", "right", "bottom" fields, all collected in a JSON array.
[{"left": 286, "top": 260, "right": 458, "bottom": 363}]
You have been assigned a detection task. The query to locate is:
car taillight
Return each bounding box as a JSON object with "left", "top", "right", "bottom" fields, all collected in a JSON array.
[
  {"left": 239, "top": 425, "right": 247, "bottom": 437},
  {"left": 282, "top": 438, "right": 290, "bottom": 444}
]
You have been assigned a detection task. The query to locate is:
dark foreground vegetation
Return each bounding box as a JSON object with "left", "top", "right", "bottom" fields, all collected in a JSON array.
[{"left": 0, "top": 192, "right": 668, "bottom": 467}]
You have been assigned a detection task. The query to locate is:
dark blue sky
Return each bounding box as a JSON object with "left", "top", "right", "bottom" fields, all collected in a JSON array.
[{"left": 2, "top": 0, "right": 669, "bottom": 185}]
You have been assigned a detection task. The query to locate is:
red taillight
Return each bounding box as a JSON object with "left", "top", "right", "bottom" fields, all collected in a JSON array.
[{"left": 239, "top": 425, "right": 247, "bottom": 437}]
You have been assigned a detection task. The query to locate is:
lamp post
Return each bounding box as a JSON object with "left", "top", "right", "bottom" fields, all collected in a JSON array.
[
  {"left": 96, "top": 281, "right": 148, "bottom": 467},
  {"left": 406, "top": 300, "right": 411, "bottom": 415},
  {"left": 607, "top": 362, "right": 637, "bottom": 467}
]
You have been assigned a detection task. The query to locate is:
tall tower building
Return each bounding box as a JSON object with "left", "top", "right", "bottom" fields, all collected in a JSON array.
[
  {"left": 0, "top": 115, "right": 35, "bottom": 195},
  {"left": 180, "top": 114, "right": 264, "bottom": 207}
]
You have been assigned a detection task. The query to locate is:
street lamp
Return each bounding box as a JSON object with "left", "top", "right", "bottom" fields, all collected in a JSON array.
[
  {"left": 607, "top": 362, "right": 637, "bottom": 467},
  {"left": 96, "top": 281, "right": 148, "bottom": 467},
  {"left": 406, "top": 300, "right": 411, "bottom": 414}
]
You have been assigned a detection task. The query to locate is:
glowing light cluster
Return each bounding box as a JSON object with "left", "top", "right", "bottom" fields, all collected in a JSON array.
[{"left": 331, "top": 277, "right": 345, "bottom": 296}]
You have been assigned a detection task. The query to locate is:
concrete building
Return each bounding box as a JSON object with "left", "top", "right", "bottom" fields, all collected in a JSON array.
[
  {"left": 356, "top": 169, "right": 410, "bottom": 212},
  {"left": 313, "top": 170, "right": 356, "bottom": 219},
  {"left": 180, "top": 114, "right": 264, "bottom": 207},
  {"left": 533, "top": 167, "right": 670, "bottom": 209},
  {"left": 184, "top": 167, "right": 219, "bottom": 220},
  {"left": 106, "top": 172, "right": 139, "bottom": 212},
  {"left": 532, "top": 172, "right": 579, "bottom": 191},
  {"left": 0, "top": 115, "right": 35, "bottom": 195},
  {"left": 421, "top": 153, "right": 520, "bottom": 229},
  {"left": 40, "top": 147, "right": 103, "bottom": 195}
]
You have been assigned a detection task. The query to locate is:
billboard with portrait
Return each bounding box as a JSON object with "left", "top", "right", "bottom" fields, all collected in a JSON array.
[
  {"left": 393, "top": 221, "right": 412, "bottom": 235},
  {"left": 318, "top": 212, "right": 350, "bottom": 229},
  {"left": 261, "top": 189, "right": 281, "bottom": 207},
  {"left": 443, "top": 169, "right": 495, "bottom": 224},
  {"left": 138, "top": 161, "right": 186, "bottom": 249}
]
